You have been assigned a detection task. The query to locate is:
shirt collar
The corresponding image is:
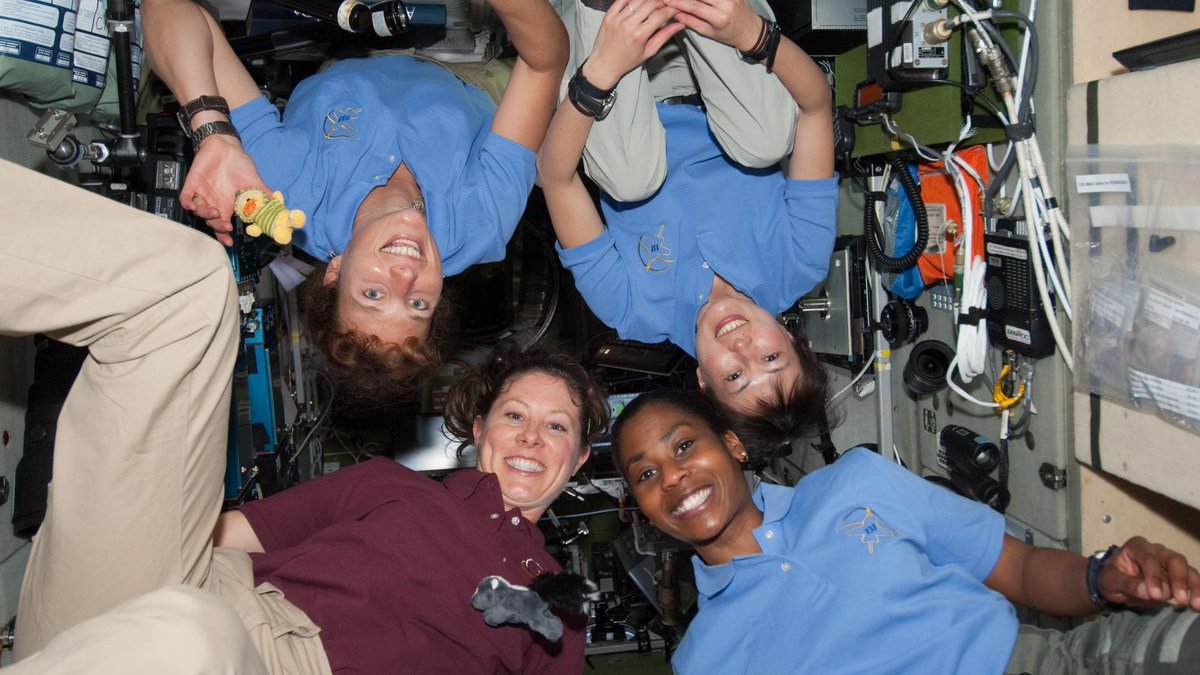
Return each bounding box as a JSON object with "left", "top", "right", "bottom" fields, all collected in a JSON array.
[
  {"left": 692, "top": 482, "right": 794, "bottom": 597},
  {"left": 442, "top": 469, "right": 545, "bottom": 542}
]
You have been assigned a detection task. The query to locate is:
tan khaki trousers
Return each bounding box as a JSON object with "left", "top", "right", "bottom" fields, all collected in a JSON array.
[
  {"left": 0, "top": 159, "right": 329, "bottom": 674},
  {"left": 555, "top": 0, "right": 800, "bottom": 202}
]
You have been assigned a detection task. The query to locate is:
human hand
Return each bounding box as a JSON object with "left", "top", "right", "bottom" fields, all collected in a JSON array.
[
  {"left": 583, "top": 0, "right": 685, "bottom": 90},
  {"left": 181, "top": 134, "right": 271, "bottom": 246},
  {"left": 661, "top": 0, "right": 762, "bottom": 52},
  {"left": 1100, "top": 536, "right": 1200, "bottom": 611}
]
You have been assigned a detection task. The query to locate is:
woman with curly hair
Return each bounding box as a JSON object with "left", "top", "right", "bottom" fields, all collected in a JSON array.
[{"left": 142, "top": 0, "right": 569, "bottom": 389}]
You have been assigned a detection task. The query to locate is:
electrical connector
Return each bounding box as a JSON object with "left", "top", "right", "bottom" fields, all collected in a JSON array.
[{"left": 924, "top": 18, "right": 954, "bottom": 45}]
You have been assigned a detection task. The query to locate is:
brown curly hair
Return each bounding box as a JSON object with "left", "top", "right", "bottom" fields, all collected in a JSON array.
[
  {"left": 717, "top": 337, "right": 838, "bottom": 468},
  {"left": 298, "top": 264, "right": 456, "bottom": 400},
  {"left": 442, "top": 340, "right": 610, "bottom": 458}
]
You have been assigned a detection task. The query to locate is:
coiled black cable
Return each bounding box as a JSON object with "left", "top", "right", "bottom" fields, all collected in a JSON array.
[{"left": 864, "top": 157, "right": 929, "bottom": 273}]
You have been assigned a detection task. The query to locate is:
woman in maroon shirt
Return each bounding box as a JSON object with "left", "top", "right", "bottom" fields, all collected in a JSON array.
[{"left": 214, "top": 342, "right": 609, "bottom": 673}]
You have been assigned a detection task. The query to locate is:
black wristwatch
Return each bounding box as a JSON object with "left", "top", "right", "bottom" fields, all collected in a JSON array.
[
  {"left": 1086, "top": 545, "right": 1123, "bottom": 611},
  {"left": 567, "top": 62, "right": 617, "bottom": 121}
]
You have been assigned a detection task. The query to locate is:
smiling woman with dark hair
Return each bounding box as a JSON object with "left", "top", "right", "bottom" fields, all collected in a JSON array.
[
  {"left": 539, "top": 0, "right": 837, "bottom": 440},
  {"left": 609, "top": 388, "right": 1200, "bottom": 674}
]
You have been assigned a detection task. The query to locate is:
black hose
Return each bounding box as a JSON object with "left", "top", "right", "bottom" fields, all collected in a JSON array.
[{"left": 864, "top": 157, "right": 929, "bottom": 273}]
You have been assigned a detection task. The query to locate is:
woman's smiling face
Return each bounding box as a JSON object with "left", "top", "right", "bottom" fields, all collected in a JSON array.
[
  {"left": 473, "top": 372, "right": 590, "bottom": 522},
  {"left": 615, "top": 401, "right": 758, "bottom": 556}
]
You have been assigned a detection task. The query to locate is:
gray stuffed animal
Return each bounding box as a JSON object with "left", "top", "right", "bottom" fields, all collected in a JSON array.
[{"left": 471, "top": 573, "right": 599, "bottom": 642}]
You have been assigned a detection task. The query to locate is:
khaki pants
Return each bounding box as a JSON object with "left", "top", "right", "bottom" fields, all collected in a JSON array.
[
  {"left": 1007, "top": 606, "right": 1200, "bottom": 675},
  {"left": 555, "top": 0, "right": 799, "bottom": 202},
  {"left": 0, "top": 159, "right": 330, "bottom": 674}
]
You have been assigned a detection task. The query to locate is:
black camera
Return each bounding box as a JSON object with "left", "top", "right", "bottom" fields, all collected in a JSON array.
[{"left": 939, "top": 425, "right": 1009, "bottom": 512}]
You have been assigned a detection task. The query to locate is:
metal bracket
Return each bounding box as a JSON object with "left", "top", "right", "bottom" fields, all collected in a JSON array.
[
  {"left": 27, "top": 109, "right": 76, "bottom": 151},
  {"left": 1038, "top": 462, "right": 1068, "bottom": 491}
]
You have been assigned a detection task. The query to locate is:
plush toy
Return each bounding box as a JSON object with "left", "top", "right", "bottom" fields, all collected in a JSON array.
[
  {"left": 471, "top": 573, "right": 599, "bottom": 642},
  {"left": 234, "top": 188, "right": 306, "bottom": 245}
]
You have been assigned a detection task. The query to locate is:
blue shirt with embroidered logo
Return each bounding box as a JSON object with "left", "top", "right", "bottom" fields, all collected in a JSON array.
[
  {"left": 555, "top": 103, "right": 838, "bottom": 356},
  {"left": 674, "top": 448, "right": 1016, "bottom": 675},
  {"left": 231, "top": 55, "right": 536, "bottom": 274}
]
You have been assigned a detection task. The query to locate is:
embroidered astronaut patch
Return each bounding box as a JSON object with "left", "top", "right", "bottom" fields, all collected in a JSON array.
[
  {"left": 836, "top": 507, "right": 896, "bottom": 555},
  {"left": 637, "top": 224, "right": 675, "bottom": 272},
  {"left": 323, "top": 106, "right": 363, "bottom": 140}
]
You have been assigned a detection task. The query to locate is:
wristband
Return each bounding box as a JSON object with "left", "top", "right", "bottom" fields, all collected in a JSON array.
[
  {"left": 176, "top": 95, "right": 231, "bottom": 130},
  {"left": 1086, "top": 545, "right": 1123, "bottom": 611},
  {"left": 567, "top": 62, "right": 617, "bottom": 121}
]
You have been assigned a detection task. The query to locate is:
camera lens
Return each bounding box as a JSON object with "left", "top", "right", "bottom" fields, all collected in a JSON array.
[
  {"left": 880, "top": 301, "right": 928, "bottom": 346},
  {"left": 940, "top": 425, "right": 999, "bottom": 478},
  {"left": 903, "top": 340, "right": 955, "bottom": 396}
]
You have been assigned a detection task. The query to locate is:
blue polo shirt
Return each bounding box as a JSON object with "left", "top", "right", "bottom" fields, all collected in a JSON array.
[
  {"left": 556, "top": 103, "right": 837, "bottom": 356},
  {"left": 675, "top": 448, "right": 1016, "bottom": 674},
  {"left": 232, "top": 55, "right": 536, "bottom": 274}
]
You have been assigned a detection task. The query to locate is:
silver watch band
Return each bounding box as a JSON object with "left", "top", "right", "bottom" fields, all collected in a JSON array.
[{"left": 188, "top": 120, "right": 241, "bottom": 152}]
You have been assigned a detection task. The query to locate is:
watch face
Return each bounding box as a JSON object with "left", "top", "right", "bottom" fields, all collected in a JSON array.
[{"left": 594, "top": 93, "right": 617, "bottom": 121}]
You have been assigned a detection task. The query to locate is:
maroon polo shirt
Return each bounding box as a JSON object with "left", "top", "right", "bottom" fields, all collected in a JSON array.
[{"left": 238, "top": 458, "right": 585, "bottom": 674}]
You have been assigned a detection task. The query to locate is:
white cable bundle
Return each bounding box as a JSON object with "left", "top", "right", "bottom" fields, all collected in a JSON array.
[{"left": 953, "top": 0, "right": 1074, "bottom": 372}]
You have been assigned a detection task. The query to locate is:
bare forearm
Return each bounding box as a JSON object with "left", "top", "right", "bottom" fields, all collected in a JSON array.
[
  {"left": 768, "top": 37, "right": 831, "bottom": 115},
  {"left": 143, "top": 0, "right": 261, "bottom": 130},
  {"left": 490, "top": 0, "right": 569, "bottom": 74},
  {"left": 1015, "top": 546, "right": 1098, "bottom": 616},
  {"left": 537, "top": 101, "right": 606, "bottom": 249},
  {"left": 538, "top": 100, "right": 595, "bottom": 189},
  {"left": 771, "top": 38, "right": 833, "bottom": 180},
  {"left": 986, "top": 536, "right": 1098, "bottom": 617},
  {"left": 143, "top": 0, "right": 218, "bottom": 111}
]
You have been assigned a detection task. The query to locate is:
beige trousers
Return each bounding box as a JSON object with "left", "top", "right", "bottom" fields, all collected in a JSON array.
[
  {"left": 0, "top": 159, "right": 329, "bottom": 674},
  {"left": 556, "top": 0, "right": 800, "bottom": 202}
]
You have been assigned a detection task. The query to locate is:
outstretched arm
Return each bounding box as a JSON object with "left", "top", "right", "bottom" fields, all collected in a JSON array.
[
  {"left": 537, "top": 0, "right": 683, "bottom": 249},
  {"left": 489, "top": 0, "right": 570, "bottom": 151},
  {"left": 143, "top": 0, "right": 269, "bottom": 244},
  {"left": 662, "top": 0, "right": 833, "bottom": 180},
  {"left": 984, "top": 534, "right": 1200, "bottom": 617}
]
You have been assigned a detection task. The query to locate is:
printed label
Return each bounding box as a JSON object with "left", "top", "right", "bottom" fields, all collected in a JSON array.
[
  {"left": 1075, "top": 173, "right": 1132, "bottom": 193},
  {"left": 1145, "top": 286, "right": 1200, "bottom": 331},
  {"left": 1005, "top": 325, "right": 1032, "bottom": 345},
  {"left": 986, "top": 241, "right": 1027, "bottom": 260},
  {"left": 1129, "top": 369, "right": 1200, "bottom": 421},
  {"left": 925, "top": 203, "right": 947, "bottom": 253}
]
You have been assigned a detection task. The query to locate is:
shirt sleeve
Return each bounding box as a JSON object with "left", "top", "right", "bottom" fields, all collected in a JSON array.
[
  {"left": 851, "top": 448, "right": 1007, "bottom": 582},
  {"left": 781, "top": 176, "right": 839, "bottom": 300},
  {"left": 229, "top": 96, "right": 304, "bottom": 198},
  {"left": 440, "top": 131, "right": 536, "bottom": 275},
  {"left": 555, "top": 229, "right": 641, "bottom": 338},
  {"left": 237, "top": 458, "right": 404, "bottom": 551}
]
